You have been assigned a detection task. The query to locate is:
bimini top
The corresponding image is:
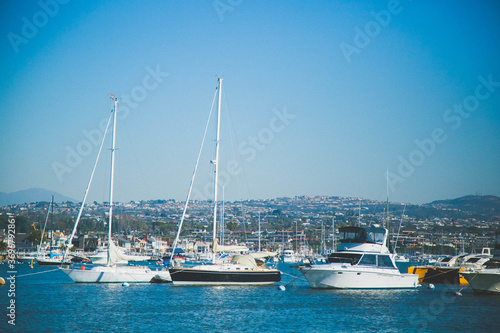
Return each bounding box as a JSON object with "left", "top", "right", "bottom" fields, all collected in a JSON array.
[{"left": 339, "top": 227, "right": 387, "bottom": 245}]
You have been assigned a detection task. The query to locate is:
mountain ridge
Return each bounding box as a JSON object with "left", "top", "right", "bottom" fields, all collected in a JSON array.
[
  {"left": 1, "top": 189, "right": 499, "bottom": 218},
  {"left": 426, "top": 195, "right": 500, "bottom": 217},
  {"left": 0, "top": 188, "right": 77, "bottom": 206}
]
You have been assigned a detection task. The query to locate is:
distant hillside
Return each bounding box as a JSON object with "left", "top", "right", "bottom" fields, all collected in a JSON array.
[
  {"left": 426, "top": 195, "right": 500, "bottom": 217},
  {"left": 0, "top": 188, "right": 76, "bottom": 206}
]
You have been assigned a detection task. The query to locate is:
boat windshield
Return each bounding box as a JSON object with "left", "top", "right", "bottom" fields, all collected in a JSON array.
[
  {"left": 357, "top": 254, "right": 396, "bottom": 268},
  {"left": 464, "top": 257, "right": 481, "bottom": 264},
  {"left": 377, "top": 255, "right": 395, "bottom": 268},
  {"left": 327, "top": 253, "right": 362, "bottom": 264},
  {"left": 339, "top": 227, "right": 386, "bottom": 244}
]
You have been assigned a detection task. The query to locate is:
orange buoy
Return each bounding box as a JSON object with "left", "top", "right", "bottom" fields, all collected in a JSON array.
[{"left": 80, "top": 265, "right": 85, "bottom": 270}]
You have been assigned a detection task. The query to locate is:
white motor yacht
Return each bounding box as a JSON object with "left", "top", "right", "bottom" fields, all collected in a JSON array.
[
  {"left": 298, "top": 226, "right": 419, "bottom": 289},
  {"left": 461, "top": 233, "right": 500, "bottom": 293},
  {"left": 281, "top": 249, "right": 303, "bottom": 263}
]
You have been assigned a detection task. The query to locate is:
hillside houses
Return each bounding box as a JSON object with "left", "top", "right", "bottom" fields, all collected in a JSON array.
[{"left": 1, "top": 195, "right": 499, "bottom": 256}]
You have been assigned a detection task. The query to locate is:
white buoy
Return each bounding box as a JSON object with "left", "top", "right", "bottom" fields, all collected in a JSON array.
[
  {"left": 122, "top": 282, "right": 129, "bottom": 287},
  {"left": 454, "top": 291, "right": 462, "bottom": 297},
  {"left": 427, "top": 283, "right": 435, "bottom": 289},
  {"left": 278, "top": 285, "right": 286, "bottom": 291}
]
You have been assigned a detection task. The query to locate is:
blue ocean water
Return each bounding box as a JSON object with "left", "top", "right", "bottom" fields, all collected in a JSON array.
[{"left": 1, "top": 262, "right": 499, "bottom": 333}]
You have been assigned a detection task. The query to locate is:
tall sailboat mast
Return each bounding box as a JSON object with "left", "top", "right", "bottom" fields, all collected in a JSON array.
[
  {"left": 212, "top": 78, "right": 222, "bottom": 252},
  {"left": 107, "top": 95, "right": 118, "bottom": 264},
  {"left": 49, "top": 195, "right": 54, "bottom": 249},
  {"left": 385, "top": 166, "right": 390, "bottom": 249}
]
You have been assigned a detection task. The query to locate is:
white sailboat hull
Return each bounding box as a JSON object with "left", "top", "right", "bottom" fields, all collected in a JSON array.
[
  {"left": 60, "top": 266, "right": 171, "bottom": 283},
  {"left": 299, "top": 264, "right": 419, "bottom": 289}
]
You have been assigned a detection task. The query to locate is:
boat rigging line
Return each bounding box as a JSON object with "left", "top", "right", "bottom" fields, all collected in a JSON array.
[
  {"left": 279, "top": 270, "right": 307, "bottom": 288},
  {"left": 63, "top": 110, "right": 113, "bottom": 263},
  {"left": 168, "top": 85, "right": 218, "bottom": 266},
  {"left": 393, "top": 204, "right": 406, "bottom": 254},
  {"left": 11, "top": 268, "right": 60, "bottom": 278}
]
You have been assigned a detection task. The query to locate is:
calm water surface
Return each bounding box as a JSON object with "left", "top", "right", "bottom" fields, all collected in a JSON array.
[{"left": 1, "top": 263, "right": 499, "bottom": 332}]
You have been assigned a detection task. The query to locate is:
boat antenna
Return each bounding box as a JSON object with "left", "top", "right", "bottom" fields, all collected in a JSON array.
[
  {"left": 385, "top": 166, "right": 389, "bottom": 229},
  {"left": 258, "top": 211, "right": 261, "bottom": 252},
  {"left": 321, "top": 220, "right": 325, "bottom": 256},
  {"left": 385, "top": 166, "right": 391, "bottom": 252},
  {"left": 358, "top": 199, "right": 361, "bottom": 227},
  {"left": 332, "top": 215, "right": 336, "bottom": 251}
]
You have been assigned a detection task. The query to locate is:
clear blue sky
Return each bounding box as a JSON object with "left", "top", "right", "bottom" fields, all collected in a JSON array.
[{"left": 1, "top": 0, "right": 499, "bottom": 205}]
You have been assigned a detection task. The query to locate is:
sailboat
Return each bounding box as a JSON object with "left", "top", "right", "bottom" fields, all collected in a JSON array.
[
  {"left": 168, "top": 78, "right": 281, "bottom": 285},
  {"left": 36, "top": 196, "right": 72, "bottom": 266},
  {"left": 60, "top": 95, "right": 170, "bottom": 283}
]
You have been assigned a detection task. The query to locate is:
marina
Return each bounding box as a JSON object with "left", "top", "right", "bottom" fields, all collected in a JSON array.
[
  {"left": 1, "top": 262, "right": 499, "bottom": 332},
  {"left": 1, "top": 1, "right": 500, "bottom": 332}
]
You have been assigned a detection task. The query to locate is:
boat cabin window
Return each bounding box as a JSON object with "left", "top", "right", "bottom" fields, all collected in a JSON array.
[
  {"left": 340, "top": 229, "right": 368, "bottom": 243},
  {"left": 440, "top": 257, "right": 453, "bottom": 263},
  {"left": 327, "top": 253, "right": 362, "bottom": 264},
  {"left": 464, "top": 257, "right": 481, "bottom": 263},
  {"left": 485, "top": 259, "right": 500, "bottom": 269},
  {"left": 339, "top": 227, "right": 386, "bottom": 245},
  {"left": 366, "top": 231, "right": 386, "bottom": 244},
  {"left": 358, "top": 254, "right": 377, "bottom": 266},
  {"left": 377, "top": 255, "right": 395, "bottom": 268}
]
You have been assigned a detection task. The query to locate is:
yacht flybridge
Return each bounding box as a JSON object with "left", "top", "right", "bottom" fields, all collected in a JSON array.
[{"left": 298, "top": 226, "right": 419, "bottom": 289}]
